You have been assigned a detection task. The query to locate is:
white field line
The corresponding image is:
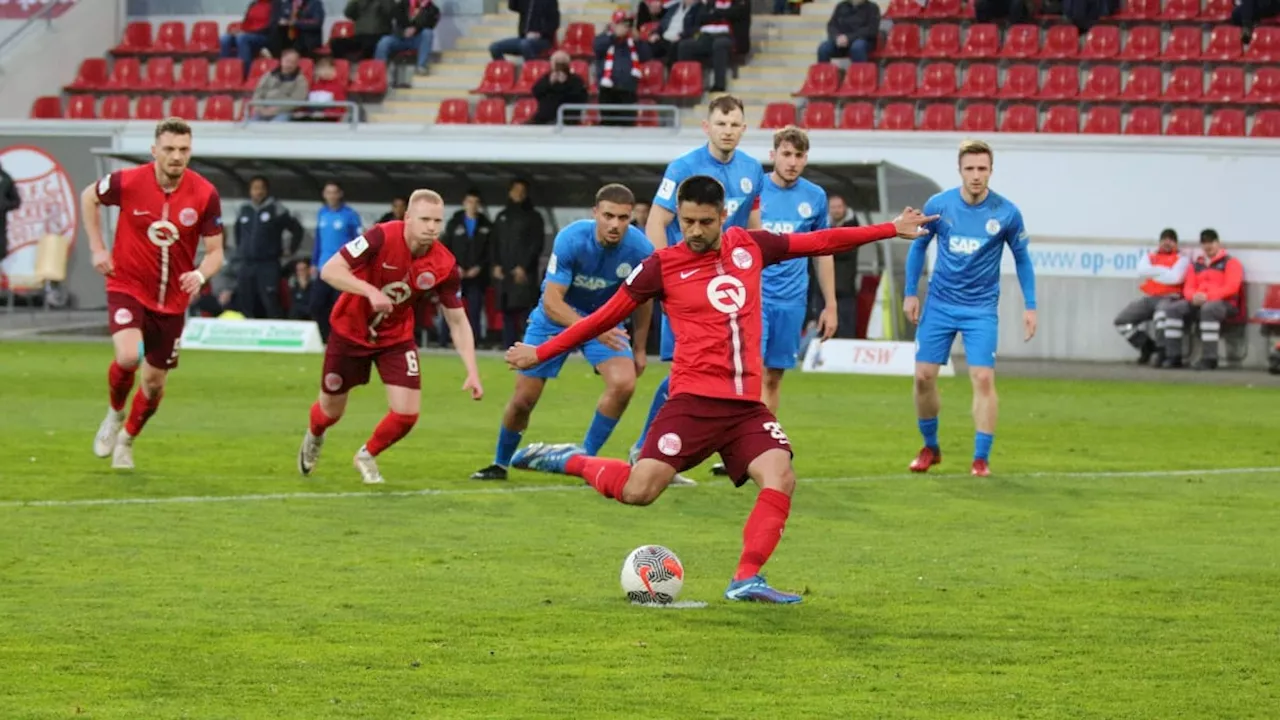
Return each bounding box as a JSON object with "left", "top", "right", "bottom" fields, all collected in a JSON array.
[{"left": 2, "top": 466, "right": 1278, "bottom": 510}]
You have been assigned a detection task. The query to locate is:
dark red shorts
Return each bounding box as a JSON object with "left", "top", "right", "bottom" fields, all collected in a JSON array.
[
  {"left": 640, "top": 394, "right": 793, "bottom": 487},
  {"left": 321, "top": 332, "right": 421, "bottom": 394},
  {"left": 107, "top": 292, "right": 185, "bottom": 370}
]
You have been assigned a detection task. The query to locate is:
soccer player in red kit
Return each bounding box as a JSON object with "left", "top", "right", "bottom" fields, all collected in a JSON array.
[
  {"left": 507, "top": 176, "right": 933, "bottom": 603},
  {"left": 298, "top": 189, "right": 484, "bottom": 485},
  {"left": 85, "top": 118, "right": 225, "bottom": 470}
]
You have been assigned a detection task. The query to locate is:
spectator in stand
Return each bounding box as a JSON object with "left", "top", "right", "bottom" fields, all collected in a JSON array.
[
  {"left": 375, "top": 0, "right": 441, "bottom": 76},
  {"left": 442, "top": 188, "right": 492, "bottom": 347},
  {"left": 311, "top": 181, "right": 363, "bottom": 341},
  {"left": 251, "top": 47, "right": 309, "bottom": 122},
  {"left": 1161, "top": 229, "right": 1245, "bottom": 371},
  {"left": 288, "top": 259, "right": 315, "bottom": 320},
  {"left": 0, "top": 159, "right": 20, "bottom": 267},
  {"left": 234, "top": 176, "right": 305, "bottom": 319},
  {"left": 528, "top": 50, "right": 588, "bottom": 124},
  {"left": 491, "top": 178, "right": 545, "bottom": 350},
  {"left": 827, "top": 194, "right": 861, "bottom": 338},
  {"left": 594, "top": 10, "right": 651, "bottom": 127},
  {"left": 378, "top": 196, "right": 408, "bottom": 223},
  {"left": 976, "top": 0, "right": 1031, "bottom": 24},
  {"left": 300, "top": 56, "right": 351, "bottom": 121},
  {"left": 676, "top": 0, "right": 743, "bottom": 92},
  {"left": 646, "top": 0, "right": 700, "bottom": 62},
  {"left": 220, "top": 0, "right": 275, "bottom": 78},
  {"left": 1112, "top": 228, "right": 1188, "bottom": 366},
  {"left": 631, "top": 200, "right": 650, "bottom": 228},
  {"left": 268, "top": 0, "right": 326, "bottom": 57},
  {"left": 331, "top": 0, "right": 397, "bottom": 60},
  {"left": 1234, "top": 0, "right": 1280, "bottom": 45},
  {"left": 817, "top": 0, "right": 879, "bottom": 64},
  {"left": 490, "top": 0, "right": 560, "bottom": 61},
  {"left": 1062, "top": 0, "right": 1113, "bottom": 32}
]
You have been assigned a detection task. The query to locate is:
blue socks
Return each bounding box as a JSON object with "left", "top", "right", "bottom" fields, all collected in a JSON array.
[
  {"left": 494, "top": 425, "right": 523, "bottom": 467},
  {"left": 975, "top": 432, "right": 994, "bottom": 462},
  {"left": 634, "top": 375, "right": 670, "bottom": 449},
  {"left": 582, "top": 410, "right": 620, "bottom": 456},
  {"left": 918, "top": 417, "right": 939, "bottom": 449}
]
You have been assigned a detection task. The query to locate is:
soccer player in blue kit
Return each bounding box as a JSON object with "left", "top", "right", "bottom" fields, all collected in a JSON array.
[
  {"left": 628, "top": 94, "right": 766, "bottom": 485},
  {"left": 471, "top": 184, "right": 654, "bottom": 481},
  {"left": 903, "top": 140, "right": 1038, "bottom": 477}
]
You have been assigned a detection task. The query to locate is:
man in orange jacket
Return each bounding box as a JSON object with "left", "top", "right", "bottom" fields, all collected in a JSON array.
[
  {"left": 1161, "top": 229, "right": 1245, "bottom": 370},
  {"left": 1114, "top": 228, "right": 1188, "bottom": 366}
]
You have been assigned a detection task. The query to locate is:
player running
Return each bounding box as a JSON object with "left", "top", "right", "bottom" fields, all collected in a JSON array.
[
  {"left": 87, "top": 118, "right": 225, "bottom": 470},
  {"left": 903, "top": 140, "right": 1038, "bottom": 478},
  {"left": 471, "top": 184, "right": 654, "bottom": 481},
  {"left": 298, "top": 189, "right": 484, "bottom": 485},
  {"left": 631, "top": 94, "right": 765, "bottom": 485},
  {"left": 505, "top": 176, "right": 933, "bottom": 604}
]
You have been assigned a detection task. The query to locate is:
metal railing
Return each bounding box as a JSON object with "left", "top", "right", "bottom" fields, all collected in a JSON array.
[
  {"left": 554, "top": 102, "right": 683, "bottom": 131},
  {"left": 0, "top": 0, "right": 65, "bottom": 64},
  {"left": 240, "top": 99, "right": 361, "bottom": 128}
]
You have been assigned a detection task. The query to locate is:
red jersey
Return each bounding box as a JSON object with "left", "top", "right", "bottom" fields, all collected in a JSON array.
[
  {"left": 329, "top": 221, "right": 463, "bottom": 349},
  {"left": 1185, "top": 249, "right": 1245, "bottom": 312},
  {"left": 96, "top": 163, "right": 223, "bottom": 315},
  {"left": 536, "top": 223, "right": 897, "bottom": 402}
]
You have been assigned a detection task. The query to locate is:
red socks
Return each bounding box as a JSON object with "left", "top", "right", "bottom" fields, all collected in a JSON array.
[
  {"left": 124, "top": 387, "right": 163, "bottom": 437},
  {"left": 108, "top": 361, "right": 136, "bottom": 412},
  {"left": 734, "top": 488, "right": 792, "bottom": 581},
  {"left": 309, "top": 402, "right": 341, "bottom": 437},
  {"left": 567, "top": 455, "right": 632, "bottom": 502},
  {"left": 365, "top": 412, "right": 418, "bottom": 456}
]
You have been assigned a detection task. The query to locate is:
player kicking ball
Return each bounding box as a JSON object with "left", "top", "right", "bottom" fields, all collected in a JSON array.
[
  {"left": 298, "top": 190, "right": 484, "bottom": 485},
  {"left": 87, "top": 118, "right": 226, "bottom": 470},
  {"left": 505, "top": 176, "right": 933, "bottom": 604},
  {"left": 903, "top": 140, "right": 1038, "bottom": 477}
]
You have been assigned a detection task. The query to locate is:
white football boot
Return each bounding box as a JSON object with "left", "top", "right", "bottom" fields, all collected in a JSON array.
[
  {"left": 630, "top": 444, "right": 697, "bottom": 486},
  {"left": 298, "top": 431, "right": 324, "bottom": 476},
  {"left": 93, "top": 408, "right": 124, "bottom": 458},
  {"left": 353, "top": 445, "right": 385, "bottom": 485},
  {"left": 111, "top": 430, "right": 135, "bottom": 470}
]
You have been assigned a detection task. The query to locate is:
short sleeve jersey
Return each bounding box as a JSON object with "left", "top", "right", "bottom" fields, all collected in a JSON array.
[
  {"left": 759, "top": 175, "right": 829, "bottom": 306},
  {"left": 329, "top": 221, "right": 463, "bottom": 348},
  {"left": 530, "top": 219, "right": 655, "bottom": 327},
  {"left": 96, "top": 163, "right": 223, "bottom": 315},
  {"left": 652, "top": 145, "right": 765, "bottom": 246},
  {"left": 920, "top": 188, "right": 1029, "bottom": 309}
]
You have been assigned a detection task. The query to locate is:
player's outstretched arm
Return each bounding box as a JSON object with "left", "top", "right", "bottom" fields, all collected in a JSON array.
[
  {"left": 506, "top": 288, "right": 640, "bottom": 371},
  {"left": 442, "top": 305, "right": 485, "bottom": 400},
  {"left": 320, "top": 253, "right": 392, "bottom": 311},
  {"left": 81, "top": 183, "right": 112, "bottom": 276},
  {"left": 769, "top": 208, "right": 935, "bottom": 262}
]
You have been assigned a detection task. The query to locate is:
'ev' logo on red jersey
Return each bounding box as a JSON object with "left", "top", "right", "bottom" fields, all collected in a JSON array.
[
  {"left": 706, "top": 275, "right": 747, "bottom": 314},
  {"left": 382, "top": 281, "right": 412, "bottom": 305}
]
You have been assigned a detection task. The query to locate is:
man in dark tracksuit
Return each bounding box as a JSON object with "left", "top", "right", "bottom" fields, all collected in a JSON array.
[
  {"left": 441, "top": 188, "right": 492, "bottom": 346},
  {"left": 234, "top": 176, "right": 305, "bottom": 318},
  {"left": 490, "top": 179, "right": 545, "bottom": 349}
]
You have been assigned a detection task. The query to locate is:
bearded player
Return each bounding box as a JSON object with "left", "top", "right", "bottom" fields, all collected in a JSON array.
[
  {"left": 506, "top": 176, "right": 933, "bottom": 604},
  {"left": 298, "top": 189, "right": 484, "bottom": 485},
  {"left": 87, "top": 118, "right": 225, "bottom": 470}
]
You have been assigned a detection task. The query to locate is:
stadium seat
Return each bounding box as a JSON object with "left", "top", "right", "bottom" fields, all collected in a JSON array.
[
  {"left": 570, "top": 59, "right": 595, "bottom": 93},
  {"left": 297, "top": 57, "right": 316, "bottom": 84},
  {"left": 760, "top": 102, "right": 797, "bottom": 129},
  {"left": 67, "top": 95, "right": 97, "bottom": 119},
  {"left": 920, "top": 0, "right": 968, "bottom": 19},
  {"left": 920, "top": 103, "right": 956, "bottom": 130},
  {"left": 876, "top": 62, "right": 918, "bottom": 97},
  {"left": 916, "top": 62, "right": 957, "bottom": 98},
  {"left": 959, "top": 24, "right": 999, "bottom": 59},
  {"left": 884, "top": 0, "right": 922, "bottom": 18},
  {"left": 1037, "top": 65, "right": 1079, "bottom": 100},
  {"left": 560, "top": 22, "right": 595, "bottom": 57},
  {"left": 1042, "top": 26, "right": 1079, "bottom": 60},
  {"left": 878, "top": 103, "right": 916, "bottom": 130},
  {"left": 100, "top": 95, "right": 131, "bottom": 120},
  {"left": 1200, "top": 0, "right": 1234, "bottom": 22},
  {"left": 920, "top": 24, "right": 961, "bottom": 58},
  {"left": 1112, "top": 0, "right": 1159, "bottom": 20},
  {"left": 1000, "top": 25, "right": 1041, "bottom": 59},
  {"left": 1080, "top": 26, "right": 1120, "bottom": 60},
  {"left": 210, "top": 58, "right": 243, "bottom": 91},
  {"left": 472, "top": 60, "right": 516, "bottom": 94},
  {"left": 1081, "top": 65, "right": 1121, "bottom": 100},
  {"left": 65, "top": 58, "right": 109, "bottom": 92},
  {"left": 794, "top": 63, "right": 840, "bottom": 98},
  {"left": 134, "top": 95, "right": 166, "bottom": 120},
  {"left": 188, "top": 21, "right": 220, "bottom": 54},
  {"left": 1120, "top": 66, "right": 1162, "bottom": 102},
  {"left": 510, "top": 97, "right": 537, "bottom": 124},
  {"left": 1042, "top": 105, "right": 1079, "bottom": 133},
  {"left": 1118, "top": 25, "right": 1161, "bottom": 62},
  {"left": 834, "top": 62, "right": 877, "bottom": 97},
  {"left": 800, "top": 101, "right": 836, "bottom": 129},
  {"left": 1161, "top": 27, "right": 1202, "bottom": 62},
  {"left": 1246, "top": 68, "right": 1280, "bottom": 105},
  {"left": 201, "top": 95, "right": 235, "bottom": 121},
  {"left": 140, "top": 56, "right": 175, "bottom": 92},
  {"left": 168, "top": 95, "right": 199, "bottom": 119},
  {"left": 29, "top": 96, "right": 63, "bottom": 119},
  {"left": 998, "top": 64, "right": 1039, "bottom": 100},
  {"left": 112, "top": 21, "right": 152, "bottom": 55},
  {"left": 1159, "top": 0, "right": 1200, "bottom": 21},
  {"left": 636, "top": 60, "right": 665, "bottom": 97},
  {"left": 1253, "top": 110, "right": 1280, "bottom": 137},
  {"left": 636, "top": 101, "right": 661, "bottom": 127},
  {"left": 332, "top": 58, "right": 351, "bottom": 87},
  {"left": 326, "top": 19, "right": 355, "bottom": 53},
  {"left": 512, "top": 60, "right": 550, "bottom": 94},
  {"left": 1207, "top": 108, "right": 1246, "bottom": 136},
  {"left": 661, "top": 61, "right": 704, "bottom": 100},
  {"left": 839, "top": 101, "right": 875, "bottom": 129},
  {"left": 351, "top": 60, "right": 388, "bottom": 96},
  {"left": 1163, "top": 66, "right": 1203, "bottom": 102},
  {"left": 1204, "top": 26, "right": 1243, "bottom": 62},
  {"left": 1244, "top": 28, "right": 1280, "bottom": 63},
  {"left": 1165, "top": 107, "right": 1204, "bottom": 135},
  {"left": 244, "top": 57, "right": 278, "bottom": 91},
  {"left": 1205, "top": 67, "right": 1245, "bottom": 103},
  {"left": 881, "top": 24, "right": 922, "bottom": 58},
  {"left": 957, "top": 63, "right": 998, "bottom": 98},
  {"left": 1125, "top": 107, "right": 1162, "bottom": 134},
  {"left": 474, "top": 97, "right": 507, "bottom": 124},
  {"left": 959, "top": 102, "right": 996, "bottom": 132},
  {"left": 154, "top": 21, "right": 187, "bottom": 54},
  {"left": 999, "top": 104, "right": 1037, "bottom": 132},
  {"left": 1081, "top": 106, "right": 1121, "bottom": 134},
  {"left": 176, "top": 58, "right": 210, "bottom": 92},
  {"left": 107, "top": 57, "right": 144, "bottom": 92}
]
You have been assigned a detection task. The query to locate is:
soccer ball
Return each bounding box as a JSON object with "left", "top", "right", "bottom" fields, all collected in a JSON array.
[{"left": 621, "top": 545, "right": 684, "bottom": 605}]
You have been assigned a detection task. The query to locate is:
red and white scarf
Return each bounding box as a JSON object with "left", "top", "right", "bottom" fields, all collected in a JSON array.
[
  {"left": 701, "top": 0, "right": 733, "bottom": 34},
  {"left": 600, "top": 37, "right": 642, "bottom": 88}
]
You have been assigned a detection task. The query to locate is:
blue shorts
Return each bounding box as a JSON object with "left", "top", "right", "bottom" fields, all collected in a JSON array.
[
  {"left": 760, "top": 302, "right": 806, "bottom": 370},
  {"left": 520, "top": 322, "right": 633, "bottom": 379},
  {"left": 659, "top": 310, "right": 676, "bottom": 361},
  {"left": 915, "top": 301, "right": 998, "bottom": 368}
]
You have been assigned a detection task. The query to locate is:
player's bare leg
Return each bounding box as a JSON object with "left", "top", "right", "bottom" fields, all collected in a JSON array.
[
  {"left": 96, "top": 328, "right": 143, "bottom": 458},
  {"left": 113, "top": 359, "right": 169, "bottom": 470},
  {"left": 969, "top": 366, "right": 997, "bottom": 477},
  {"left": 472, "top": 375, "right": 546, "bottom": 480},
  {"left": 909, "top": 361, "right": 944, "bottom": 473},
  {"left": 299, "top": 391, "right": 348, "bottom": 476},
  {"left": 724, "top": 448, "right": 802, "bottom": 604},
  {"left": 714, "top": 368, "right": 786, "bottom": 477},
  {"left": 353, "top": 383, "right": 421, "bottom": 485}
]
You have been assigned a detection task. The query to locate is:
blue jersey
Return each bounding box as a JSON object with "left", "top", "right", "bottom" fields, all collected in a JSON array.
[
  {"left": 653, "top": 144, "right": 765, "bottom": 247},
  {"left": 907, "top": 188, "right": 1034, "bottom": 309},
  {"left": 314, "top": 204, "right": 364, "bottom": 268},
  {"left": 529, "top": 219, "right": 654, "bottom": 328},
  {"left": 760, "top": 175, "right": 828, "bottom": 306}
]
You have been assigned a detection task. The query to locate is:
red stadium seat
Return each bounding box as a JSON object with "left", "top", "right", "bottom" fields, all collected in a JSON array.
[
  {"left": 176, "top": 58, "right": 210, "bottom": 92},
  {"left": 1037, "top": 65, "right": 1079, "bottom": 100},
  {"left": 760, "top": 102, "right": 797, "bottom": 129},
  {"left": 1165, "top": 107, "right": 1204, "bottom": 135},
  {"left": 100, "top": 95, "right": 131, "bottom": 120},
  {"left": 134, "top": 95, "right": 166, "bottom": 120},
  {"left": 999, "top": 104, "right": 1037, "bottom": 132},
  {"left": 1207, "top": 108, "right": 1246, "bottom": 136},
  {"left": 113, "top": 21, "right": 152, "bottom": 55},
  {"left": 1042, "top": 105, "right": 1079, "bottom": 133},
  {"left": 884, "top": 0, "right": 922, "bottom": 18},
  {"left": 436, "top": 98, "right": 470, "bottom": 124},
  {"left": 328, "top": 19, "right": 355, "bottom": 42},
  {"left": 67, "top": 95, "right": 97, "bottom": 119},
  {"left": 168, "top": 95, "right": 199, "bottom": 119},
  {"left": 474, "top": 97, "right": 507, "bottom": 124},
  {"left": 1204, "top": 26, "right": 1243, "bottom": 62},
  {"left": 188, "top": 21, "right": 220, "bottom": 54},
  {"left": 332, "top": 58, "right": 351, "bottom": 86},
  {"left": 29, "top": 96, "right": 63, "bottom": 119},
  {"left": 203, "top": 94, "right": 237, "bottom": 121},
  {"left": 1159, "top": 0, "right": 1200, "bottom": 21},
  {"left": 1205, "top": 67, "right": 1245, "bottom": 103},
  {"left": 570, "top": 59, "right": 594, "bottom": 93},
  {"left": 1042, "top": 26, "right": 1079, "bottom": 60},
  {"left": 1120, "top": 66, "right": 1161, "bottom": 102},
  {"left": 959, "top": 23, "right": 999, "bottom": 59},
  {"left": 881, "top": 24, "right": 921, "bottom": 58},
  {"left": 472, "top": 60, "right": 516, "bottom": 94},
  {"left": 957, "top": 63, "right": 998, "bottom": 98},
  {"left": 511, "top": 97, "right": 538, "bottom": 124},
  {"left": 1246, "top": 68, "right": 1280, "bottom": 105},
  {"left": 1244, "top": 28, "right": 1280, "bottom": 63},
  {"left": 920, "top": 0, "right": 965, "bottom": 19},
  {"left": 800, "top": 101, "right": 836, "bottom": 129},
  {"left": 920, "top": 103, "right": 956, "bottom": 130},
  {"left": 1125, "top": 107, "right": 1162, "bottom": 135},
  {"left": 210, "top": 58, "right": 243, "bottom": 91},
  {"left": 560, "top": 22, "right": 595, "bottom": 57},
  {"left": 1161, "top": 27, "right": 1202, "bottom": 62},
  {"left": 878, "top": 103, "right": 916, "bottom": 130},
  {"left": 351, "top": 60, "right": 388, "bottom": 96},
  {"left": 839, "top": 101, "right": 875, "bottom": 129},
  {"left": 107, "top": 57, "right": 144, "bottom": 91},
  {"left": 65, "top": 58, "right": 109, "bottom": 92},
  {"left": 140, "top": 56, "right": 175, "bottom": 92},
  {"left": 1163, "top": 66, "right": 1203, "bottom": 102},
  {"left": 636, "top": 60, "right": 665, "bottom": 97},
  {"left": 661, "top": 61, "right": 704, "bottom": 100},
  {"left": 920, "top": 24, "right": 961, "bottom": 58},
  {"left": 1082, "top": 106, "right": 1121, "bottom": 134},
  {"left": 636, "top": 101, "right": 661, "bottom": 127},
  {"left": 297, "top": 57, "right": 315, "bottom": 84},
  {"left": 794, "top": 63, "right": 840, "bottom": 98},
  {"left": 1118, "top": 25, "right": 1161, "bottom": 62},
  {"left": 1000, "top": 25, "right": 1041, "bottom": 59},
  {"left": 959, "top": 103, "right": 996, "bottom": 132},
  {"left": 876, "top": 62, "right": 917, "bottom": 97},
  {"left": 244, "top": 57, "right": 278, "bottom": 90},
  {"left": 834, "top": 62, "right": 877, "bottom": 97},
  {"left": 1080, "top": 26, "right": 1120, "bottom": 61},
  {"left": 512, "top": 60, "right": 550, "bottom": 94},
  {"left": 916, "top": 62, "right": 957, "bottom": 98},
  {"left": 998, "top": 64, "right": 1039, "bottom": 100},
  {"left": 1252, "top": 110, "right": 1280, "bottom": 137},
  {"left": 1112, "top": 0, "right": 1159, "bottom": 20},
  {"left": 1081, "top": 65, "right": 1121, "bottom": 100},
  {"left": 1200, "top": 0, "right": 1234, "bottom": 22},
  {"left": 154, "top": 21, "right": 187, "bottom": 54},
  {"left": 225, "top": 21, "right": 242, "bottom": 35}
]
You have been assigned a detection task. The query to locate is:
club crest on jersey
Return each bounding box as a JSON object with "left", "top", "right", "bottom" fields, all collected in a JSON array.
[
  {"left": 658, "top": 432, "right": 682, "bottom": 456},
  {"left": 798, "top": 202, "right": 812, "bottom": 218},
  {"left": 178, "top": 207, "right": 198, "bottom": 227},
  {"left": 324, "top": 372, "right": 344, "bottom": 392},
  {"left": 986, "top": 218, "right": 1001, "bottom": 235},
  {"left": 113, "top": 308, "right": 133, "bottom": 325},
  {"left": 615, "top": 262, "right": 633, "bottom": 279},
  {"left": 415, "top": 272, "right": 436, "bottom": 290},
  {"left": 382, "top": 281, "right": 413, "bottom": 305},
  {"left": 147, "top": 219, "right": 180, "bottom": 247},
  {"left": 706, "top": 275, "right": 748, "bottom": 313},
  {"left": 739, "top": 178, "right": 753, "bottom": 194},
  {"left": 731, "top": 247, "right": 753, "bottom": 270}
]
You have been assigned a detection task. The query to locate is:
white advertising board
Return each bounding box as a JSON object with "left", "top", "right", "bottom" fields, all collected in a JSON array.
[
  {"left": 180, "top": 318, "right": 324, "bottom": 354},
  {"left": 801, "top": 339, "right": 956, "bottom": 377}
]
